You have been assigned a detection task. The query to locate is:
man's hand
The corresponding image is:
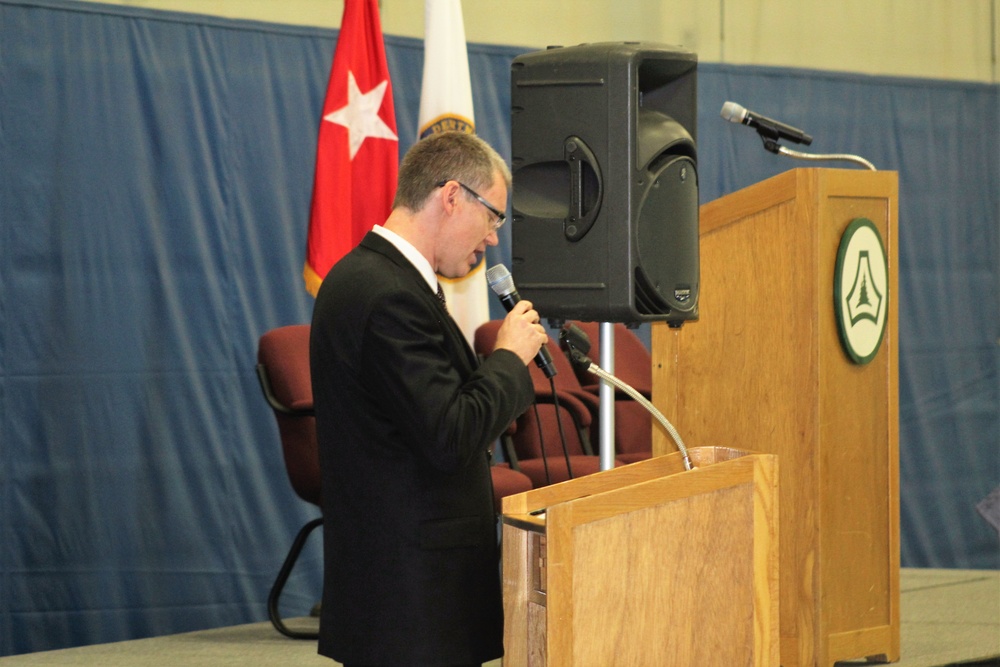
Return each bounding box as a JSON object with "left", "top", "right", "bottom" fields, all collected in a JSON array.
[{"left": 494, "top": 299, "right": 548, "bottom": 366}]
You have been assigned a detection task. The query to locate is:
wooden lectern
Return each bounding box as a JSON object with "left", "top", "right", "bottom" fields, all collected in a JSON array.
[
  {"left": 502, "top": 446, "right": 780, "bottom": 666},
  {"left": 652, "top": 168, "right": 900, "bottom": 666}
]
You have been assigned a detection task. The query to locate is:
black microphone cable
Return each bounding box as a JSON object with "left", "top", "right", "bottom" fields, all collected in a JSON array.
[
  {"left": 526, "top": 367, "right": 578, "bottom": 486},
  {"left": 546, "top": 375, "right": 575, "bottom": 481},
  {"left": 527, "top": 402, "right": 551, "bottom": 487}
]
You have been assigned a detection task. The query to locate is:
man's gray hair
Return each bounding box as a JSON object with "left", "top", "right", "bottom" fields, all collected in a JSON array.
[{"left": 393, "top": 131, "right": 511, "bottom": 212}]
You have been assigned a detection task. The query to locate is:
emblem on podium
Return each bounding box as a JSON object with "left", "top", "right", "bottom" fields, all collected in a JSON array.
[{"left": 835, "top": 217, "right": 889, "bottom": 364}]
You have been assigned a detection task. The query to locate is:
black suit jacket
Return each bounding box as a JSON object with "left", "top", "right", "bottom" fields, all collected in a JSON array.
[{"left": 310, "top": 232, "right": 533, "bottom": 665}]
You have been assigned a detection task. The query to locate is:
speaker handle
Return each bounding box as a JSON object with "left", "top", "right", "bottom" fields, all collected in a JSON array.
[{"left": 563, "top": 136, "right": 603, "bottom": 241}]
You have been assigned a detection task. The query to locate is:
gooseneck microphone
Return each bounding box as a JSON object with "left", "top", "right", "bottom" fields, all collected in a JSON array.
[
  {"left": 485, "top": 264, "right": 557, "bottom": 378},
  {"left": 559, "top": 324, "right": 693, "bottom": 471},
  {"left": 721, "top": 101, "right": 813, "bottom": 146}
]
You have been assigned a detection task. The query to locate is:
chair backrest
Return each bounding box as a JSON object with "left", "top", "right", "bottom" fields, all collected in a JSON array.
[
  {"left": 257, "top": 324, "right": 321, "bottom": 507},
  {"left": 258, "top": 325, "right": 314, "bottom": 412},
  {"left": 513, "top": 401, "right": 591, "bottom": 459},
  {"left": 474, "top": 320, "right": 599, "bottom": 406},
  {"left": 475, "top": 320, "right": 598, "bottom": 460},
  {"left": 569, "top": 321, "right": 652, "bottom": 396},
  {"left": 472, "top": 319, "right": 502, "bottom": 358},
  {"left": 569, "top": 322, "right": 653, "bottom": 458}
]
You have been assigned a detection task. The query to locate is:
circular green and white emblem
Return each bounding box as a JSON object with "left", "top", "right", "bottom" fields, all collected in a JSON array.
[{"left": 834, "top": 218, "right": 888, "bottom": 364}]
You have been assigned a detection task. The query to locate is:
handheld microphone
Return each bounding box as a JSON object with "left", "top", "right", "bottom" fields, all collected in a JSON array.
[
  {"left": 721, "top": 101, "right": 813, "bottom": 146},
  {"left": 485, "top": 264, "right": 557, "bottom": 378}
]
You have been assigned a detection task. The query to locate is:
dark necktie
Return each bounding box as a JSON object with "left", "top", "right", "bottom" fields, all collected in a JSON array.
[{"left": 436, "top": 283, "right": 447, "bottom": 312}]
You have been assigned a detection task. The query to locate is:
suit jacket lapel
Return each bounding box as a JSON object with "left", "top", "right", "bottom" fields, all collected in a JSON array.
[{"left": 359, "top": 233, "right": 479, "bottom": 371}]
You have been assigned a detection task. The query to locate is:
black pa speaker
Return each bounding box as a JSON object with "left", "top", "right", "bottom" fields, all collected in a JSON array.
[{"left": 510, "top": 42, "right": 699, "bottom": 325}]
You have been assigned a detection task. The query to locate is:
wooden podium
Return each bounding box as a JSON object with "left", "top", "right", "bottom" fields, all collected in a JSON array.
[
  {"left": 502, "top": 446, "right": 780, "bottom": 666},
  {"left": 651, "top": 168, "right": 900, "bottom": 666}
]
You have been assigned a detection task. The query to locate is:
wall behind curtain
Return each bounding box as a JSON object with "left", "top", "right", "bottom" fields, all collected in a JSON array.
[{"left": 1, "top": 0, "right": 997, "bottom": 656}]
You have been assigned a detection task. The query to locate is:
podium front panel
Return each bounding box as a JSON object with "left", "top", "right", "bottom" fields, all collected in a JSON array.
[
  {"left": 502, "top": 448, "right": 779, "bottom": 666},
  {"left": 651, "top": 169, "right": 900, "bottom": 667}
]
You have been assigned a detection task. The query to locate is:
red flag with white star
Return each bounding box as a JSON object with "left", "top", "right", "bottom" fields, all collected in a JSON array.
[{"left": 304, "top": 0, "right": 398, "bottom": 296}]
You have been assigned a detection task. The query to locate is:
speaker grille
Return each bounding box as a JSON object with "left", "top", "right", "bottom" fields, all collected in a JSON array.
[
  {"left": 634, "top": 154, "right": 699, "bottom": 318},
  {"left": 634, "top": 265, "right": 670, "bottom": 315}
]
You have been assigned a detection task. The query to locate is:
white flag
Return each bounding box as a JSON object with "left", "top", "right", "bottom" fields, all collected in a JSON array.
[{"left": 419, "top": 0, "right": 490, "bottom": 348}]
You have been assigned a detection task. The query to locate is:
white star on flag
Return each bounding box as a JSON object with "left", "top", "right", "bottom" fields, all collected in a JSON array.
[
  {"left": 304, "top": 0, "right": 397, "bottom": 296},
  {"left": 324, "top": 71, "right": 398, "bottom": 160}
]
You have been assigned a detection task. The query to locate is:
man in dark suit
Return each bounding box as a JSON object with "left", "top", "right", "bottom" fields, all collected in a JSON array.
[{"left": 310, "top": 131, "right": 546, "bottom": 666}]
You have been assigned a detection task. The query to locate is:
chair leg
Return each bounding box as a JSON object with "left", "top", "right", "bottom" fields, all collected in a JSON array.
[
  {"left": 268, "top": 516, "right": 323, "bottom": 639},
  {"left": 500, "top": 433, "right": 521, "bottom": 471}
]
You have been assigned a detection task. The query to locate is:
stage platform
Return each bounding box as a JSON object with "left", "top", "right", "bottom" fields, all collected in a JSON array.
[{"left": 1, "top": 569, "right": 996, "bottom": 666}]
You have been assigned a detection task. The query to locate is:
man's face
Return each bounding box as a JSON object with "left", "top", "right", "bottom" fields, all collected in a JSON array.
[{"left": 436, "top": 175, "right": 505, "bottom": 279}]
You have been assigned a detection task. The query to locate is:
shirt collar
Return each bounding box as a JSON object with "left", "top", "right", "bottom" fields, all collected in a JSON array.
[{"left": 371, "top": 225, "right": 439, "bottom": 294}]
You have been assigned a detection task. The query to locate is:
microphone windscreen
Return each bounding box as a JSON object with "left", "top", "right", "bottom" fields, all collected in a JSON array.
[
  {"left": 486, "top": 264, "right": 515, "bottom": 297},
  {"left": 721, "top": 101, "right": 746, "bottom": 123}
]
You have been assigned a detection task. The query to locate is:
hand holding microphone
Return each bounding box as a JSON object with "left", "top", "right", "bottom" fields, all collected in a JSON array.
[{"left": 486, "top": 265, "right": 557, "bottom": 378}]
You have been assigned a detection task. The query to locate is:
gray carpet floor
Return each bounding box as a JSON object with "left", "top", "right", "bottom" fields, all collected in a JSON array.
[{"left": 0, "top": 569, "right": 996, "bottom": 666}]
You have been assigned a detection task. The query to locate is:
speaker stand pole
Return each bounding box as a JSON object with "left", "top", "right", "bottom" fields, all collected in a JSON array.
[{"left": 598, "top": 322, "right": 616, "bottom": 470}]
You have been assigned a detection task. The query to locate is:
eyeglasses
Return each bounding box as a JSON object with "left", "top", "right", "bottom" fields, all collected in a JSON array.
[{"left": 436, "top": 180, "right": 506, "bottom": 231}]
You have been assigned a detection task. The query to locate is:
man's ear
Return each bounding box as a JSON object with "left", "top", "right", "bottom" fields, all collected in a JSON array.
[{"left": 437, "top": 180, "right": 460, "bottom": 215}]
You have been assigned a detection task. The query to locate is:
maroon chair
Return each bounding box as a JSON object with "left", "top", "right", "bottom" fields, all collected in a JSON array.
[
  {"left": 508, "top": 399, "right": 608, "bottom": 487},
  {"left": 474, "top": 321, "right": 618, "bottom": 487},
  {"left": 603, "top": 401, "right": 653, "bottom": 464},
  {"left": 257, "top": 324, "right": 322, "bottom": 639},
  {"left": 489, "top": 462, "right": 533, "bottom": 512},
  {"left": 259, "top": 325, "right": 534, "bottom": 636},
  {"left": 473, "top": 320, "right": 600, "bottom": 421},
  {"left": 569, "top": 322, "right": 652, "bottom": 396},
  {"left": 565, "top": 322, "right": 654, "bottom": 464}
]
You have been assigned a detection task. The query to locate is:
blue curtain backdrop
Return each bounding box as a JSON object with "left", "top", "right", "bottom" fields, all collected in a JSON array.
[{"left": 0, "top": 0, "right": 997, "bottom": 656}]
